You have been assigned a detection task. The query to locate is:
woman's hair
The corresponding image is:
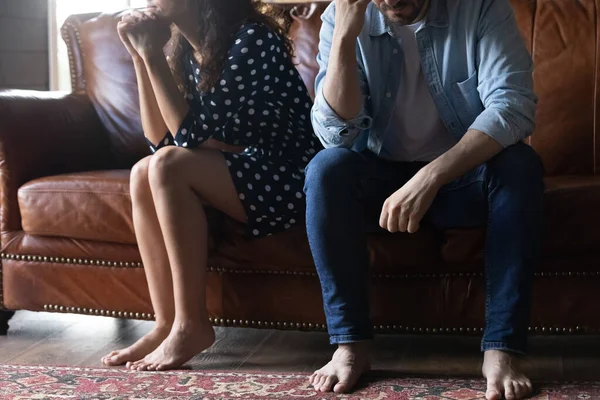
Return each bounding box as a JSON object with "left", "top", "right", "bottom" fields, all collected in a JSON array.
[{"left": 168, "top": 0, "right": 293, "bottom": 93}]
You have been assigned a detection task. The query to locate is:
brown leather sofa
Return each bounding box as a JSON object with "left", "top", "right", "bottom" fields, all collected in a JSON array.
[{"left": 1, "top": 0, "right": 599, "bottom": 337}]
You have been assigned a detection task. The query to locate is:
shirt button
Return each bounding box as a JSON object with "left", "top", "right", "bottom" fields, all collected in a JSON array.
[
  {"left": 393, "top": 49, "right": 399, "bottom": 55},
  {"left": 386, "top": 92, "right": 392, "bottom": 98}
]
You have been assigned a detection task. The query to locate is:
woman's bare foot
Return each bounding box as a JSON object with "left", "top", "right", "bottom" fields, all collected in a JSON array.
[
  {"left": 101, "top": 324, "right": 171, "bottom": 366},
  {"left": 127, "top": 321, "right": 215, "bottom": 371},
  {"left": 482, "top": 350, "right": 533, "bottom": 400},
  {"left": 309, "top": 342, "right": 371, "bottom": 394}
]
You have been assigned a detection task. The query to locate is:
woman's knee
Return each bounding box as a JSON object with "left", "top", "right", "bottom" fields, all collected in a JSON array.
[
  {"left": 130, "top": 156, "right": 152, "bottom": 198},
  {"left": 148, "top": 146, "right": 186, "bottom": 187}
]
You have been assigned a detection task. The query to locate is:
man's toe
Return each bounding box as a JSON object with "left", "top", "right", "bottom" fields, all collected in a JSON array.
[
  {"left": 486, "top": 380, "right": 502, "bottom": 400},
  {"left": 525, "top": 379, "right": 533, "bottom": 394},
  {"left": 515, "top": 380, "right": 532, "bottom": 399},
  {"left": 504, "top": 381, "right": 516, "bottom": 400},
  {"left": 334, "top": 380, "right": 352, "bottom": 394},
  {"left": 314, "top": 375, "right": 325, "bottom": 391},
  {"left": 321, "top": 376, "right": 336, "bottom": 392}
]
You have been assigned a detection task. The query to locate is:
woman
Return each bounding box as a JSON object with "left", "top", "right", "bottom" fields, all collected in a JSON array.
[{"left": 101, "top": 0, "right": 319, "bottom": 371}]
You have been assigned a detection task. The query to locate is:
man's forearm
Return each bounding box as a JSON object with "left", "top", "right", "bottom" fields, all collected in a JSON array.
[
  {"left": 133, "top": 58, "right": 170, "bottom": 146},
  {"left": 427, "top": 130, "right": 504, "bottom": 186},
  {"left": 322, "top": 34, "right": 363, "bottom": 120}
]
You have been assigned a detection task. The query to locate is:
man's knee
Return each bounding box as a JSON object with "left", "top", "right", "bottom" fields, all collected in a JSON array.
[
  {"left": 304, "top": 148, "right": 363, "bottom": 194},
  {"left": 487, "top": 143, "right": 544, "bottom": 190}
]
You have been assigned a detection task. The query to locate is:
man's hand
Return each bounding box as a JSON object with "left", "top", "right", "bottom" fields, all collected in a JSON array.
[
  {"left": 334, "top": 0, "right": 372, "bottom": 39},
  {"left": 379, "top": 166, "right": 442, "bottom": 234}
]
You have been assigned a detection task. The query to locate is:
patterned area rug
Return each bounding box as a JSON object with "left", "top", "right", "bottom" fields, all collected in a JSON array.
[{"left": 0, "top": 365, "right": 599, "bottom": 399}]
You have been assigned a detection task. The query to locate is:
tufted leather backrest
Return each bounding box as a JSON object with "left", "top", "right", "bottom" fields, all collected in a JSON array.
[
  {"left": 62, "top": 12, "right": 148, "bottom": 169},
  {"left": 62, "top": 0, "right": 600, "bottom": 175}
]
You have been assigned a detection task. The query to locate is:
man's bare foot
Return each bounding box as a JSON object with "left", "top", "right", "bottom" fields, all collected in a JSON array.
[
  {"left": 482, "top": 350, "right": 533, "bottom": 400},
  {"left": 309, "top": 342, "right": 371, "bottom": 394},
  {"left": 127, "top": 321, "right": 215, "bottom": 371},
  {"left": 101, "top": 324, "right": 171, "bottom": 366}
]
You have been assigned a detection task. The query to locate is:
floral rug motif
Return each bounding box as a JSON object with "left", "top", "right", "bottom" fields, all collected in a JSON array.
[{"left": 0, "top": 364, "right": 599, "bottom": 399}]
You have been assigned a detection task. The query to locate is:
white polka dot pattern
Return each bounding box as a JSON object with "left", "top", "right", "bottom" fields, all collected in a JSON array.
[{"left": 146, "top": 23, "right": 321, "bottom": 238}]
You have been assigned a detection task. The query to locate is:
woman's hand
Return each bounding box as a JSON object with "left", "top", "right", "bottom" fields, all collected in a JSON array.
[
  {"left": 117, "top": 14, "right": 140, "bottom": 60},
  {"left": 117, "top": 9, "right": 171, "bottom": 61}
]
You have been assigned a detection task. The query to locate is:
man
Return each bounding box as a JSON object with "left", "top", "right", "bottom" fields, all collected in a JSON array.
[{"left": 304, "top": 0, "right": 544, "bottom": 399}]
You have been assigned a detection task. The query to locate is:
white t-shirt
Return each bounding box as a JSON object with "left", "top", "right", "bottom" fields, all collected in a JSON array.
[{"left": 380, "top": 22, "right": 456, "bottom": 162}]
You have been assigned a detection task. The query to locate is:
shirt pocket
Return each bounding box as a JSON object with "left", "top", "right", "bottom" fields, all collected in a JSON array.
[{"left": 451, "top": 72, "right": 483, "bottom": 128}]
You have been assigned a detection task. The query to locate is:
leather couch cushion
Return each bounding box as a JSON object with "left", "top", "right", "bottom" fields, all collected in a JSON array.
[
  {"left": 18, "top": 172, "right": 600, "bottom": 272},
  {"left": 18, "top": 170, "right": 135, "bottom": 245},
  {"left": 442, "top": 175, "right": 600, "bottom": 266},
  {"left": 17, "top": 169, "right": 442, "bottom": 271},
  {"left": 209, "top": 219, "right": 442, "bottom": 276}
]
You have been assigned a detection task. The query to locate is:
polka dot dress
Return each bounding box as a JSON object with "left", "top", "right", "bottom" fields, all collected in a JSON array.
[{"left": 148, "top": 23, "right": 321, "bottom": 238}]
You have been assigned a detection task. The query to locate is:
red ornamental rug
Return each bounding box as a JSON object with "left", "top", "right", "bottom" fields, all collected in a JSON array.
[{"left": 0, "top": 365, "right": 599, "bottom": 400}]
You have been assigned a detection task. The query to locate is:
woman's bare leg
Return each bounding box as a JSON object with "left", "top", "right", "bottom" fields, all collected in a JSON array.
[
  {"left": 102, "top": 156, "right": 176, "bottom": 366},
  {"left": 129, "top": 147, "right": 246, "bottom": 371}
]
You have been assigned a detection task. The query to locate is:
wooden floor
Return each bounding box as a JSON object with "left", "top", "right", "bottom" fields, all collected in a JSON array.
[{"left": 1, "top": 311, "right": 599, "bottom": 381}]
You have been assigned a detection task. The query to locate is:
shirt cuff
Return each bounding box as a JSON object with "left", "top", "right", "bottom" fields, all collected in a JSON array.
[
  {"left": 468, "top": 108, "right": 526, "bottom": 148},
  {"left": 312, "top": 90, "right": 372, "bottom": 145}
]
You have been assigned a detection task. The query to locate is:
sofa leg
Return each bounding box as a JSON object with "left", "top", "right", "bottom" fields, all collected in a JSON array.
[{"left": 0, "top": 310, "right": 15, "bottom": 335}]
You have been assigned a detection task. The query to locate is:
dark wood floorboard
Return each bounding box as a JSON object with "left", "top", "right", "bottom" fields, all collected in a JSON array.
[{"left": 1, "top": 311, "right": 600, "bottom": 382}]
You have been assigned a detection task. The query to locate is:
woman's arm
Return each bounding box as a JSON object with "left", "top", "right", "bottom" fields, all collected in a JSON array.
[
  {"left": 141, "top": 53, "right": 190, "bottom": 139},
  {"left": 133, "top": 58, "right": 171, "bottom": 147},
  {"left": 118, "top": 12, "right": 170, "bottom": 147}
]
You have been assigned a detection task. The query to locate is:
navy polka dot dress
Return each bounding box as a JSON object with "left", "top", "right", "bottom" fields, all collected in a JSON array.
[{"left": 148, "top": 22, "right": 321, "bottom": 238}]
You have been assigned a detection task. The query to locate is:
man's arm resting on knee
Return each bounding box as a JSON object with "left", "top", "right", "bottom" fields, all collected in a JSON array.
[
  {"left": 427, "top": 0, "right": 538, "bottom": 186},
  {"left": 424, "top": 130, "right": 502, "bottom": 187},
  {"left": 379, "top": 130, "right": 503, "bottom": 234}
]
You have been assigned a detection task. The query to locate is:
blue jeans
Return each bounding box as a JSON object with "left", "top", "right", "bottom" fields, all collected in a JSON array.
[{"left": 304, "top": 143, "right": 544, "bottom": 354}]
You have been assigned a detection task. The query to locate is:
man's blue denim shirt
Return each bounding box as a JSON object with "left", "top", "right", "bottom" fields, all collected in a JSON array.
[{"left": 311, "top": 0, "right": 537, "bottom": 152}]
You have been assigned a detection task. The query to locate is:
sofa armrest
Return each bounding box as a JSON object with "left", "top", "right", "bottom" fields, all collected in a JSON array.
[{"left": 0, "top": 90, "right": 112, "bottom": 233}]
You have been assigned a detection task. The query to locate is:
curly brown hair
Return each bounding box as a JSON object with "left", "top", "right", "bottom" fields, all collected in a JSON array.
[{"left": 167, "top": 0, "right": 293, "bottom": 93}]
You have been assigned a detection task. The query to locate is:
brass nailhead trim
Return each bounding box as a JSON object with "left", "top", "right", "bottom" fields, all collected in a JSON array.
[
  {"left": 61, "top": 21, "right": 85, "bottom": 91},
  {"left": 44, "top": 304, "right": 156, "bottom": 321},
  {"left": 4, "top": 254, "right": 600, "bottom": 280},
  {"left": 1, "top": 254, "right": 143, "bottom": 269},
  {"left": 42, "top": 304, "right": 593, "bottom": 334}
]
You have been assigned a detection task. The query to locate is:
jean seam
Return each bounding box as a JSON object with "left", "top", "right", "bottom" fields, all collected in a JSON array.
[
  {"left": 483, "top": 170, "right": 492, "bottom": 349},
  {"left": 330, "top": 334, "right": 372, "bottom": 344},
  {"left": 438, "top": 177, "right": 486, "bottom": 194},
  {"left": 481, "top": 341, "right": 526, "bottom": 355}
]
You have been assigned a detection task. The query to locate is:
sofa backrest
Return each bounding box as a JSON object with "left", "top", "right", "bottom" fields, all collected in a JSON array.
[
  {"left": 62, "top": 12, "right": 148, "bottom": 168},
  {"left": 62, "top": 0, "right": 600, "bottom": 175}
]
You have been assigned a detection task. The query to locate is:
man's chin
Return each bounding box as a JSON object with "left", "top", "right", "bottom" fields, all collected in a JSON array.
[
  {"left": 383, "top": 8, "right": 416, "bottom": 23},
  {"left": 385, "top": 13, "right": 412, "bottom": 24}
]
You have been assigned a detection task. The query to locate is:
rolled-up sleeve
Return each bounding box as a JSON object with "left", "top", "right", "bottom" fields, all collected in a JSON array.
[
  {"left": 311, "top": 5, "right": 372, "bottom": 149},
  {"left": 469, "top": 0, "right": 537, "bottom": 148}
]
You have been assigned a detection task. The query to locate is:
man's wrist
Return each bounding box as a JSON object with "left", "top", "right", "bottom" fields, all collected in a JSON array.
[
  {"left": 332, "top": 28, "right": 359, "bottom": 47},
  {"left": 422, "top": 161, "right": 449, "bottom": 189}
]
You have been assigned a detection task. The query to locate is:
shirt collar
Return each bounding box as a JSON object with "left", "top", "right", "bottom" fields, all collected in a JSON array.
[{"left": 368, "top": 0, "right": 449, "bottom": 37}]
